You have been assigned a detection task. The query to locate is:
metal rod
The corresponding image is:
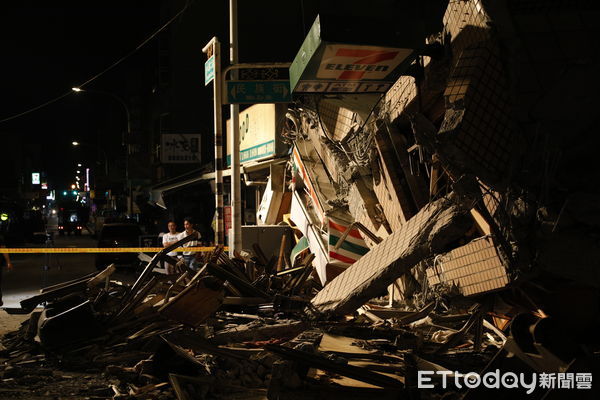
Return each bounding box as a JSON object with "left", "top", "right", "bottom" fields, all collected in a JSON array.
[
  {"left": 203, "top": 37, "right": 225, "bottom": 246},
  {"left": 229, "top": 0, "right": 241, "bottom": 256}
]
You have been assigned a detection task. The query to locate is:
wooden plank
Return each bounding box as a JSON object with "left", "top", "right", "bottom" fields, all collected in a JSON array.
[
  {"left": 164, "top": 333, "right": 250, "bottom": 361},
  {"left": 276, "top": 234, "right": 287, "bottom": 272},
  {"left": 159, "top": 278, "right": 224, "bottom": 327},
  {"left": 39, "top": 271, "right": 97, "bottom": 293},
  {"left": 87, "top": 264, "right": 116, "bottom": 288},
  {"left": 222, "top": 297, "right": 266, "bottom": 305},
  {"left": 206, "top": 263, "right": 269, "bottom": 299},
  {"left": 120, "top": 231, "right": 199, "bottom": 309},
  {"left": 20, "top": 280, "right": 89, "bottom": 311},
  {"left": 169, "top": 374, "right": 193, "bottom": 400},
  {"left": 252, "top": 243, "right": 269, "bottom": 265},
  {"left": 112, "top": 277, "right": 158, "bottom": 321},
  {"left": 133, "top": 294, "right": 165, "bottom": 315},
  {"left": 266, "top": 344, "right": 404, "bottom": 389}
]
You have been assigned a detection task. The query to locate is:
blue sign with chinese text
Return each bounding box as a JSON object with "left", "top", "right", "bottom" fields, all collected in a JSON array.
[
  {"left": 224, "top": 80, "right": 291, "bottom": 104},
  {"left": 205, "top": 56, "right": 215, "bottom": 86}
]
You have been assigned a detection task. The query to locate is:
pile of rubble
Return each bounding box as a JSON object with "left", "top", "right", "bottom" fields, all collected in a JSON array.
[
  {"left": 1, "top": 221, "right": 596, "bottom": 399},
  {"left": 3, "top": 0, "right": 600, "bottom": 398}
]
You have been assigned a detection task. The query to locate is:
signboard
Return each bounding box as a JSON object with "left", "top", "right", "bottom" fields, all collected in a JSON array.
[
  {"left": 224, "top": 80, "right": 291, "bottom": 104},
  {"left": 317, "top": 45, "right": 411, "bottom": 81},
  {"left": 226, "top": 103, "right": 288, "bottom": 166},
  {"left": 161, "top": 134, "right": 201, "bottom": 164},
  {"left": 31, "top": 172, "right": 40, "bottom": 185},
  {"left": 204, "top": 55, "right": 215, "bottom": 85},
  {"left": 290, "top": 15, "right": 416, "bottom": 94},
  {"left": 238, "top": 67, "right": 289, "bottom": 81}
]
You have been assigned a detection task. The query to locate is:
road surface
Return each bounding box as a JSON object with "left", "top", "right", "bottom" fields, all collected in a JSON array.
[{"left": 1, "top": 215, "right": 143, "bottom": 309}]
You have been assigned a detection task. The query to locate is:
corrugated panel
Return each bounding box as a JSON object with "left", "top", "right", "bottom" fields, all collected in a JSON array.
[{"left": 426, "top": 236, "right": 509, "bottom": 296}]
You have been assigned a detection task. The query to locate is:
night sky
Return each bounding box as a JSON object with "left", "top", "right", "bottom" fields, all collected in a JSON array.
[{"left": 0, "top": 1, "right": 317, "bottom": 192}]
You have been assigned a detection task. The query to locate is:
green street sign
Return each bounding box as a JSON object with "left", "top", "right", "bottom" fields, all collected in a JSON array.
[
  {"left": 224, "top": 80, "right": 291, "bottom": 104},
  {"left": 205, "top": 56, "right": 215, "bottom": 85}
]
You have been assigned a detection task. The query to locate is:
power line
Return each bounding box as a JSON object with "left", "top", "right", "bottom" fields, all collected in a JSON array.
[
  {"left": 0, "top": 92, "right": 73, "bottom": 124},
  {"left": 0, "top": 2, "right": 191, "bottom": 125}
]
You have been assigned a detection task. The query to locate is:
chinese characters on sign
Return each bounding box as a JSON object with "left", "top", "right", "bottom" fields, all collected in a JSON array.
[
  {"left": 238, "top": 67, "right": 289, "bottom": 81},
  {"left": 160, "top": 134, "right": 201, "bottom": 164},
  {"left": 205, "top": 55, "right": 215, "bottom": 85},
  {"left": 294, "top": 80, "right": 392, "bottom": 93},
  {"left": 224, "top": 80, "right": 291, "bottom": 104}
]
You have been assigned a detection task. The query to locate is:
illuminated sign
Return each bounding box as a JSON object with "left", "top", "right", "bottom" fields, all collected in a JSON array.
[
  {"left": 32, "top": 172, "right": 40, "bottom": 185},
  {"left": 317, "top": 45, "right": 411, "bottom": 81},
  {"left": 290, "top": 15, "right": 416, "bottom": 94},
  {"left": 226, "top": 103, "right": 289, "bottom": 166}
]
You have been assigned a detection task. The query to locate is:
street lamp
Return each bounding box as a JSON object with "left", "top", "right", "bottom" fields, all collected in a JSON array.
[
  {"left": 72, "top": 87, "right": 133, "bottom": 216},
  {"left": 71, "top": 88, "right": 131, "bottom": 138}
]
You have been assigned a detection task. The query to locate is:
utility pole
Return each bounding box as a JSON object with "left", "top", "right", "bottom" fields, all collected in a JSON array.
[
  {"left": 202, "top": 37, "right": 224, "bottom": 245},
  {"left": 229, "top": 0, "right": 242, "bottom": 255}
]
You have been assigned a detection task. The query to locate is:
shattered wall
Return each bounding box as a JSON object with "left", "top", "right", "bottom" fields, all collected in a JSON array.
[{"left": 282, "top": 0, "right": 600, "bottom": 310}]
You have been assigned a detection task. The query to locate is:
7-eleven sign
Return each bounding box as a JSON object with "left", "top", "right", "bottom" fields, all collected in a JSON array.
[{"left": 317, "top": 44, "right": 413, "bottom": 81}]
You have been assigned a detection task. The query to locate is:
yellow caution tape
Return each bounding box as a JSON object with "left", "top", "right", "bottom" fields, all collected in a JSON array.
[{"left": 0, "top": 247, "right": 225, "bottom": 254}]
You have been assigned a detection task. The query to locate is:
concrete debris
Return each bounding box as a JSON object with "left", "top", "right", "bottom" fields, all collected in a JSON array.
[
  {"left": 426, "top": 235, "right": 510, "bottom": 296},
  {"left": 3, "top": 1, "right": 600, "bottom": 398},
  {"left": 310, "top": 195, "right": 472, "bottom": 316}
]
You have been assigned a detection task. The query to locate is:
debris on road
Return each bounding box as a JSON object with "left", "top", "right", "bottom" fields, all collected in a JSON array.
[{"left": 3, "top": 1, "right": 600, "bottom": 398}]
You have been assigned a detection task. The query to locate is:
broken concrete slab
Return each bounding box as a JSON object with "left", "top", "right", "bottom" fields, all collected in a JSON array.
[
  {"left": 311, "top": 195, "right": 472, "bottom": 316},
  {"left": 426, "top": 235, "right": 510, "bottom": 296}
]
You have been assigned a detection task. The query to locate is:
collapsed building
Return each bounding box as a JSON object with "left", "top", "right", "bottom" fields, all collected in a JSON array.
[{"left": 2, "top": 1, "right": 599, "bottom": 399}]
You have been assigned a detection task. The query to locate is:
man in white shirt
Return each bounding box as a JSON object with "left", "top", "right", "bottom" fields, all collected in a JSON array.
[
  {"left": 162, "top": 221, "right": 180, "bottom": 274},
  {"left": 178, "top": 217, "right": 200, "bottom": 270}
]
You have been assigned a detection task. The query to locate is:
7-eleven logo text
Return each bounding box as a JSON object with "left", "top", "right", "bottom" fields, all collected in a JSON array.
[{"left": 318, "top": 45, "right": 409, "bottom": 81}]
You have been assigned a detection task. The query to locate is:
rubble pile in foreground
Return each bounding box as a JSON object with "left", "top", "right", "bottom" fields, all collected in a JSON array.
[
  {"left": 3, "top": 0, "right": 600, "bottom": 398},
  {"left": 1, "top": 227, "right": 598, "bottom": 400}
]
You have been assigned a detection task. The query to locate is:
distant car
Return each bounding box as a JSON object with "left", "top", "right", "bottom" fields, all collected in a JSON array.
[
  {"left": 95, "top": 222, "right": 142, "bottom": 269},
  {"left": 57, "top": 208, "right": 83, "bottom": 236},
  {"left": 93, "top": 209, "right": 129, "bottom": 237}
]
